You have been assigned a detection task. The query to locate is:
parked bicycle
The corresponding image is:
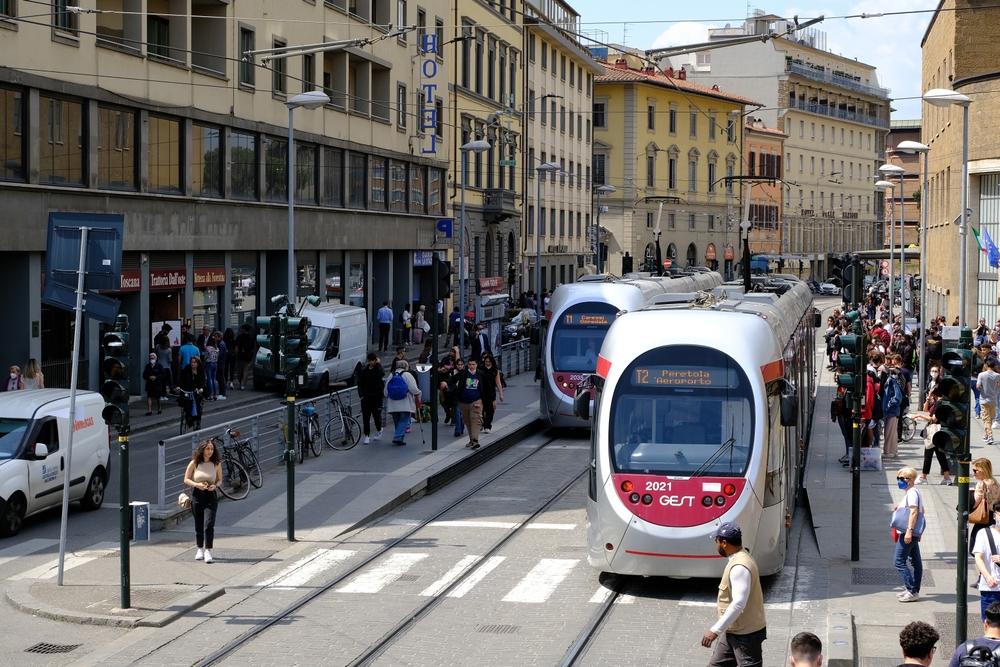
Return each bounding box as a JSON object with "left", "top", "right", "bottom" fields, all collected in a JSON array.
[
  {"left": 212, "top": 427, "right": 262, "bottom": 489},
  {"left": 177, "top": 390, "right": 202, "bottom": 434},
  {"left": 324, "top": 391, "right": 362, "bottom": 451},
  {"left": 207, "top": 434, "right": 251, "bottom": 501},
  {"left": 298, "top": 403, "right": 323, "bottom": 462}
]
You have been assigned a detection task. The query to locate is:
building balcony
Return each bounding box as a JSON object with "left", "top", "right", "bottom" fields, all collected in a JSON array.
[
  {"left": 786, "top": 61, "right": 890, "bottom": 99},
  {"left": 483, "top": 189, "right": 518, "bottom": 223},
  {"left": 788, "top": 98, "right": 889, "bottom": 130}
]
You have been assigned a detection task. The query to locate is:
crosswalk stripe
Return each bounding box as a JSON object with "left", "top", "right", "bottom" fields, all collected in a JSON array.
[
  {"left": 420, "top": 555, "right": 482, "bottom": 597},
  {"left": 9, "top": 541, "right": 118, "bottom": 581},
  {"left": 387, "top": 519, "right": 576, "bottom": 531},
  {"left": 525, "top": 523, "right": 577, "bottom": 531},
  {"left": 589, "top": 585, "right": 613, "bottom": 604},
  {"left": 233, "top": 472, "right": 347, "bottom": 530},
  {"left": 502, "top": 559, "right": 578, "bottom": 603},
  {"left": 0, "top": 538, "right": 59, "bottom": 569},
  {"left": 448, "top": 556, "right": 506, "bottom": 598},
  {"left": 256, "top": 549, "right": 355, "bottom": 589},
  {"left": 337, "top": 553, "right": 427, "bottom": 593}
]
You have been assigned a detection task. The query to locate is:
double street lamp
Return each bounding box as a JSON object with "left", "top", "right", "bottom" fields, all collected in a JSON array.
[
  {"left": 458, "top": 139, "right": 491, "bottom": 353},
  {"left": 535, "top": 161, "right": 561, "bottom": 317},
  {"left": 879, "top": 163, "right": 907, "bottom": 319}
]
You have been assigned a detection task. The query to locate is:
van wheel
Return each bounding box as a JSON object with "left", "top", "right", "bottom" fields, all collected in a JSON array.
[
  {"left": 0, "top": 493, "right": 25, "bottom": 537},
  {"left": 318, "top": 373, "right": 330, "bottom": 394},
  {"left": 80, "top": 470, "right": 106, "bottom": 511}
]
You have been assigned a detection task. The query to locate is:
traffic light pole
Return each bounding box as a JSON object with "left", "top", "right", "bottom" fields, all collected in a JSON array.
[
  {"left": 431, "top": 254, "right": 439, "bottom": 451},
  {"left": 956, "top": 326, "right": 973, "bottom": 645},
  {"left": 118, "top": 423, "right": 130, "bottom": 609},
  {"left": 286, "top": 373, "right": 296, "bottom": 542},
  {"left": 850, "top": 316, "right": 866, "bottom": 562}
]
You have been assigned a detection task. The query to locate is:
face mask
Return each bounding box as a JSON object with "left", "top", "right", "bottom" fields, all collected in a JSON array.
[
  {"left": 897, "top": 479, "right": 909, "bottom": 490},
  {"left": 8, "top": 373, "right": 15, "bottom": 380}
]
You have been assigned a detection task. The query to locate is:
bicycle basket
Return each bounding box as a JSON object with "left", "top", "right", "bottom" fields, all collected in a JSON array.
[{"left": 302, "top": 405, "right": 316, "bottom": 417}]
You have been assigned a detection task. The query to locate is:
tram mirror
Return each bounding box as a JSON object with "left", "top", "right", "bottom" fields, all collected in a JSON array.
[
  {"left": 812, "top": 309, "right": 822, "bottom": 328},
  {"left": 574, "top": 389, "right": 591, "bottom": 421},
  {"left": 780, "top": 394, "right": 798, "bottom": 427}
]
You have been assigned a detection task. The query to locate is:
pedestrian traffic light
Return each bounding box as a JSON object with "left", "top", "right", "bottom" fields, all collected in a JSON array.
[
  {"left": 933, "top": 346, "right": 972, "bottom": 457},
  {"left": 100, "top": 316, "right": 130, "bottom": 426},
  {"left": 256, "top": 316, "right": 280, "bottom": 373},
  {"left": 835, "top": 332, "right": 864, "bottom": 392},
  {"left": 281, "top": 316, "right": 312, "bottom": 378},
  {"left": 438, "top": 260, "right": 453, "bottom": 299}
]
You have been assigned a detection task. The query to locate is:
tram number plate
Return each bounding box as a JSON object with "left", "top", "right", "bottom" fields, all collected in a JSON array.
[{"left": 645, "top": 481, "right": 669, "bottom": 491}]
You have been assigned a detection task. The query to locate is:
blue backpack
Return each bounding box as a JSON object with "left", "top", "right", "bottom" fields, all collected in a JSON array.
[
  {"left": 882, "top": 374, "right": 903, "bottom": 417},
  {"left": 387, "top": 373, "right": 408, "bottom": 400}
]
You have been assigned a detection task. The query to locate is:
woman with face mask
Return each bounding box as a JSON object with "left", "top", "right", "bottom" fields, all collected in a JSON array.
[
  {"left": 891, "top": 467, "right": 924, "bottom": 602},
  {"left": 924, "top": 366, "right": 940, "bottom": 411},
  {"left": 2, "top": 366, "right": 22, "bottom": 392}
]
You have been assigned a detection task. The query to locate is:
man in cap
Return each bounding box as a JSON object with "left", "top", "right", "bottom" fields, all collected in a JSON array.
[{"left": 701, "top": 522, "right": 767, "bottom": 667}]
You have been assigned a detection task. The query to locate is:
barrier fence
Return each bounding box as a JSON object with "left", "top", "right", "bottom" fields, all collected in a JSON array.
[{"left": 499, "top": 339, "right": 532, "bottom": 378}]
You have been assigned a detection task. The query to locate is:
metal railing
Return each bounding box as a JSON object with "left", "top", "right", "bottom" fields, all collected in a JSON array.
[
  {"left": 788, "top": 98, "right": 889, "bottom": 130},
  {"left": 156, "top": 387, "right": 361, "bottom": 511},
  {"left": 500, "top": 339, "right": 532, "bottom": 378},
  {"left": 786, "top": 61, "right": 890, "bottom": 99}
]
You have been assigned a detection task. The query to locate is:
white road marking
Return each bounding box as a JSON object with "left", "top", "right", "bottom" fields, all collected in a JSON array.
[
  {"left": 448, "top": 556, "right": 506, "bottom": 598},
  {"left": 387, "top": 519, "right": 576, "bottom": 530},
  {"left": 419, "top": 555, "right": 482, "bottom": 596},
  {"left": 589, "top": 585, "right": 613, "bottom": 604},
  {"left": 525, "top": 523, "right": 577, "bottom": 530},
  {"left": 232, "top": 472, "right": 347, "bottom": 530},
  {"left": 502, "top": 559, "right": 578, "bottom": 603},
  {"left": 256, "top": 549, "right": 355, "bottom": 589},
  {"left": 9, "top": 541, "right": 118, "bottom": 580},
  {"left": 0, "top": 538, "right": 59, "bottom": 569},
  {"left": 337, "top": 553, "right": 427, "bottom": 593}
]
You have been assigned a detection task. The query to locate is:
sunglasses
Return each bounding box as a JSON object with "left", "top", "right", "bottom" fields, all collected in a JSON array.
[{"left": 897, "top": 477, "right": 909, "bottom": 482}]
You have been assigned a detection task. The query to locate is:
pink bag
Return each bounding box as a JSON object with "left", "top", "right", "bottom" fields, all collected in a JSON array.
[{"left": 412, "top": 328, "right": 423, "bottom": 344}]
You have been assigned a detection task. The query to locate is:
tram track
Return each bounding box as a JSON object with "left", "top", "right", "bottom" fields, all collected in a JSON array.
[
  {"left": 194, "top": 430, "right": 586, "bottom": 667},
  {"left": 558, "top": 575, "right": 626, "bottom": 667}
]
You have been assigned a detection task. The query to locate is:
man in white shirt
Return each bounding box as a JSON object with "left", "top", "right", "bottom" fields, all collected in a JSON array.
[{"left": 701, "top": 522, "right": 767, "bottom": 667}]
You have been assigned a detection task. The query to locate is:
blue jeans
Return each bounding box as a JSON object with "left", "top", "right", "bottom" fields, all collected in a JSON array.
[
  {"left": 391, "top": 412, "right": 411, "bottom": 443},
  {"left": 894, "top": 536, "right": 923, "bottom": 594},
  {"left": 982, "top": 590, "right": 1000, "bottom": 621},
  {"left": 453, "top": 408, "right": 463, "bottom": 436},
  {"left": 974, "top": 384, "right": 982, "bottom": 417},
  {"left": 206, "top": 362, "right": 218, "bottom": 397}
]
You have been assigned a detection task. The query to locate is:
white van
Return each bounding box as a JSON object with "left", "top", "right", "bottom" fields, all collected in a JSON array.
[
  {"left": 254, "top": 303, "right": 368, "bottom": 393},
  {"left": 0, "top": 390, "right": 110, "bottom": 537}
]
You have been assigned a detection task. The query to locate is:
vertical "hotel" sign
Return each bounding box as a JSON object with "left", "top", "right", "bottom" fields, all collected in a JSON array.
[{"left": 420, "top": 33, "right": 439, "bottom": 154}]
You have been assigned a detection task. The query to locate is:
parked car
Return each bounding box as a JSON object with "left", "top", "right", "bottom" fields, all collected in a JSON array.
[{"left": 819, "top": 282, "right": 840, "bottom": 295}]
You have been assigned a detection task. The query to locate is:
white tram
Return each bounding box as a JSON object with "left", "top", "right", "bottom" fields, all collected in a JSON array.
[
  {"left": 581, "top": 282, "right": 816, "bottom": 577},
  {"left": 540, "top": 271, "right": 723, "bottom": 428}
]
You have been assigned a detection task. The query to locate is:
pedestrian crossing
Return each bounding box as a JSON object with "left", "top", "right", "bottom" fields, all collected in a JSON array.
[{"left": 8, "top": 541, "right": 118, "bottom": 581}]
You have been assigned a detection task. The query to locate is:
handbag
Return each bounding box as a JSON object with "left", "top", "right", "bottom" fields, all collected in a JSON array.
[
  {"left": 972, "top": 497, "right": 991, "bottom": 525},
  {"left": 890, "top": 490, "right": 926, "bottom": 536},
  {"left": 421, "top": 321, "right": 431, "bottom": 332},
  {"left": 178, "top": 492, "right": 191, "bottom": 509}
]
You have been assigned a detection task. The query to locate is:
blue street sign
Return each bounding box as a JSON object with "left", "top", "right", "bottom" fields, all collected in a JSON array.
[{"left": 437, "top": 218, "right": 453, "bottom": 237}]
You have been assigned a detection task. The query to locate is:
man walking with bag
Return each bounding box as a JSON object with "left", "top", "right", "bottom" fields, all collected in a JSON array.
[{"left": 978, "top": 357, "right": 1000, "bottom": 445}]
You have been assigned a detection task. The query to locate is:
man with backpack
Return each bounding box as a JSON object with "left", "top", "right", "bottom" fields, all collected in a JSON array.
[
  {"left": 882, "top": 362, "right": 903, "bottom": 460},
  {"left": 384, "top": 359, "right": 420, "bottom": 446},
  {"left": 950, "top": 601, "right": 1000, "bottom": 666}
]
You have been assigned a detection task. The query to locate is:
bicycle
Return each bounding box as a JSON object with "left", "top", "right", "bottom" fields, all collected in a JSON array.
[
  {"left": 324, "top": 392, "right": 362, "bottom": 451},
  {"left": 298, "top": 404, "right": 323, "bottom": 461},
  {"left": 217, "top": 453, "right": 251, "bottom": 501},
  {"left": 901, "top": 414, "right": 917, "bottom": 442},
  {"left": 212, "top": 428, "right": 262, "bottom": 489},
  {"left": 177, "top": 390, "right": 203, "bottom": 435}
]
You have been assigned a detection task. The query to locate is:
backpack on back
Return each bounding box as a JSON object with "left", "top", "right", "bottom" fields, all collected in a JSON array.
[
  {"left": 958, "top": 641, "right": 1000, "bottom": 667},
  {"left": 387, "top": 373, "right": 408, "bottom": 400},
  {"left": 882, "top": 374, "right": 903, "bottom": 415}
]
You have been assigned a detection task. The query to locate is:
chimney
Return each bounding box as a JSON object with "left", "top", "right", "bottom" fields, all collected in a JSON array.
[
  {"left": 712, "top": 84, "right": 720, "bottom": 91},
  {"left": 677, "top": 67, "right": 687, "bottom": 80},
  {"left": 642, "top": 65, "right": 656, "bottom": 75},
  {"left": 663, "top": 66, "right": 674, "bottom": 78},
  {"left": 615, "top": 58, "right": 629, "bottom": 70}
]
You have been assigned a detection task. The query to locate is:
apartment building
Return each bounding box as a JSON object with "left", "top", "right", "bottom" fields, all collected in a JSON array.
[
  {"left": 522, "top": 0, "right": 602, "bottom": 293},
  {"left": 745, "top": 119, "right": 786, "bottom": 260},
  {"left": 592, "top": 54, "right": 754, "bottom": 278},
  {"left": 664, "top": 11, "right": 889, "bottom": 279},
  {"left": 447, "top": 0, "right": 523, "bottom": 306},
  {"left": 0, "top": 0, "right": 450, "bottom": 391}
]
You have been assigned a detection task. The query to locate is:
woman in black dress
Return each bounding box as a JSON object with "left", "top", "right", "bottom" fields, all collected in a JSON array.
[{"left": 478, "top": 353, "right": 504, "bottom": 434}]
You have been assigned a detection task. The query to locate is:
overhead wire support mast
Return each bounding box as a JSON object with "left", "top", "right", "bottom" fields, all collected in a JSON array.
[
  {"left": 643, "top": 14, "right": 825, "bottom": 60},
  {"left": 244, "top": 27, "right": 417, "bottom": 65}
]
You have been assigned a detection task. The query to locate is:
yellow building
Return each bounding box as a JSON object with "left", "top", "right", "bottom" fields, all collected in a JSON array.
[
  {"left": 593, "top": 56, "right": 757, "bottom": 277},
  {"left": 745, "top": 120, "right": 786, "bottom": 261}
]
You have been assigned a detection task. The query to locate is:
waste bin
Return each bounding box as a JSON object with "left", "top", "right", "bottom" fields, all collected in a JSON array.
[
  {"left": 415, "top": 364, "right": 432, "bottom": 399},
  {"left": 131, "top": 501, "right": 150, "bottom": 541}
]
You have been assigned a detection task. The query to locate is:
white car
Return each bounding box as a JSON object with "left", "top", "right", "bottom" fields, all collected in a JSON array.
[{"left": 819, "top": 282, "right": 840, "bottom": 295}]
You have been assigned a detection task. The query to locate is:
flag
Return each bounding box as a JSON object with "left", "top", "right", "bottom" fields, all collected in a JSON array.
[
  {"left": 973, "top": 226, "right": 988, "bottom": 253},
  {"left": 985, "top": 228, "right": 1000, "bottom": 268}
]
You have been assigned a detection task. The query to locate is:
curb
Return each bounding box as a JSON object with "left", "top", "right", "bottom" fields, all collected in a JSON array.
[{"left": 4, "top": 580, "right": 225, "bottom": 628}]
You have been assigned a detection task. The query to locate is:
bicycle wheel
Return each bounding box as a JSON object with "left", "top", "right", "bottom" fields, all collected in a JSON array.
[
  {"left": 239, "top": 445, "right": 263, "bottom": 489},
  {"left": 325, "top": 416, "right": 358, "bottom": 450},
  {"left": 342, "top": 415, "right": 362, "bottom": 448},
  {"left": 309, "top": 417, "right": 324, "bottom": 457},
  {"left": 901, "top": 416, "right": 916, "bottom": 442},
  {"left": 219, "top": 457, "right": 250, "bottom": 500}
]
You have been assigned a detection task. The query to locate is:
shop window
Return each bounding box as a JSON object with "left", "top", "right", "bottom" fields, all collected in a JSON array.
[
  {"left": 230, "top": 131, "right": 257, "bottom": 200},
  {"left": 192, "top": 123, "right": 221, "bottom": 198},
  {"left": 97, "top": 107, "right": 136, "bottom": 190},
  {"left": 370, "top": 157, "right": 387, "bottom": 209},
  {"left": 349, "top": 153, "right": 366, "bottom": 208},
  {"left": 264, "top": 136, "right": 288, "bottom": 203},
  {"left": 410, "top": 164, "right": 425, "bottom": 213},
  {"left": 39, "top": 96, "right": 84, "bottom": 186},
  {"left": 390, "top": 160, "right": 407, "bottom": 212},
  {"left": 349, "top": 259, "right": 366, "bottom": 308},
  {"left": 148, "top": 115, "right": 180, "bottom": 194},
  {"left": 230, "top": 264, "right": 256, "bottom": 327},
  {"left": 0, "top": 88, "right": 23, "bottom": 182}
]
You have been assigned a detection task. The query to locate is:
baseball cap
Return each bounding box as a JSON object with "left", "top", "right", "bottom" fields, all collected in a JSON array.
[{"left": 710, "top": 522, "right": 742, "bottom": 540}]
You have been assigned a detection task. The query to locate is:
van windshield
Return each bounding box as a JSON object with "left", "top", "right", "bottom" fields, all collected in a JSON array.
[
  {"left": 308, "top": 326, "right": 332, "bottom": 351},
  {"left": 0, "top": 419, "right": 29, "bottom": 460}
]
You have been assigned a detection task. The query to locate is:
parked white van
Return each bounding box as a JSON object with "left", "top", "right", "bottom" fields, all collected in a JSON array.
[
  {"left": 254, "top": 303, "right": 368, "bottom": 393},
  {"left": 0, "top": 390, "right": 110, "bottom": 536}
]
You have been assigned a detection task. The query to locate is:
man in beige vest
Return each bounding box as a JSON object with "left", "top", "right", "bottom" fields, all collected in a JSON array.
[{"left": 701, "top": 522, "right": 767, "bottom": 667}]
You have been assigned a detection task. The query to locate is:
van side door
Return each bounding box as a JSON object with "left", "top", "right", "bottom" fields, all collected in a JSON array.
[{"left": 25, "top": 418, "right": 64, "bottom": 514}]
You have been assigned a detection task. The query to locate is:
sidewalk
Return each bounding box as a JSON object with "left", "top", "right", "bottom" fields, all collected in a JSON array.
[
  {"left": 4, "top": 365, "right": 542, "bottom": 629},
  {"left": 805, "top": 310, "right": 986, "bottom": 666}
]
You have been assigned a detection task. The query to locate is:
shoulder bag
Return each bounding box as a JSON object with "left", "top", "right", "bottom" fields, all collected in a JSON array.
[{"left": 890, "top": 490, "right": 927, "bottom": 537}]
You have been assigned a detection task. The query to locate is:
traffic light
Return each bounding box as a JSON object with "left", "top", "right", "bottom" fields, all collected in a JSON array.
[
  {"left": 438, "top": 260, "right": 453, "bottom": 299},
  {"left": 840, "top": 264, "right": 856, "bottom": 304},
  {"left": 100, "top": 316, "right": 130, "bottom": 426},
  {"left": 835, "top": 330, "right": 864, "bottom": 392},
  {"left": 932, "top": 346, "right": 972, "bottom": 458},
  {"left": 281, "top": 316, "right": 312, "bottom": 378},
  {"left": 621, "top": 252, "right": 634, "bottom": 274},
  {"left": 256, "top": 316, "right": 280, "bottom": 373}
]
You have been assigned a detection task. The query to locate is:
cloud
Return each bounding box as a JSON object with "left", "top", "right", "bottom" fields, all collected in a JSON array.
[{"left": 651, "top": 22, "right": 712, "bottom": 50}]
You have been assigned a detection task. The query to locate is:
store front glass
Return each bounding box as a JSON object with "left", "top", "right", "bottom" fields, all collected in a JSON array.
[
  {"left": 349, "top": 258, "right": 366, "bottom": 308},
  {"left": 230, "top": 260, "right": 257, "bottom": 330},
  {"left": 325, "top": 250, "right": 343, "bottom": 303}
]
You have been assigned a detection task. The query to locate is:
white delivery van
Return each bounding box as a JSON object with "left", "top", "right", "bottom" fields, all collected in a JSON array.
[
  {"left": 0, "top": 390, "right": 110, "bottom": 537},
  {"left": 254, "top": 303, "right": 368, "bottom": 393}
]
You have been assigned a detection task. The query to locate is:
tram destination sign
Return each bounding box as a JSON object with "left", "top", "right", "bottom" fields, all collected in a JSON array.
[
  {"left": 632, "top": 366, "right": 738, "bottom": 388},
  {"left": 563, "top": 313, "right": 612, "bottom": 326}
]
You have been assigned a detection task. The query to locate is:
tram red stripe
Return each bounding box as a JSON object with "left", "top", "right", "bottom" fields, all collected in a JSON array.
[
  {"left": 760, "top": 359, "right": 784, "bottom": 383},
  {"left": 596, "top": 355, "right": 611, "bottom": 379},
  {"left": 624, "top": 550, "right": 725, "bottom": 559}
]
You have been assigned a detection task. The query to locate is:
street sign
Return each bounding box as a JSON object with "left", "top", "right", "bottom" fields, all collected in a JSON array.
[
  {"left": 436, "top": 219, "right": 453, "bottom": 238},
  {"left": 499, "top": 160, "right": 516, "bottom": 166},
  {"left": 663, "top": 258, "right": 672, "bottom": 268}
]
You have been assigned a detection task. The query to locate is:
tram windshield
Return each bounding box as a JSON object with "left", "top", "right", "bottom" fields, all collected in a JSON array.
[
  {"left": 550, "top": 302, "right": 619, "bottom": 373},
  {"left": 609, "top": 346, "right": 754, "bottom": 477}
]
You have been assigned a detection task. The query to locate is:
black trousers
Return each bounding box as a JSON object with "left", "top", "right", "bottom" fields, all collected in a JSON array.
[
  {"left": 191, "top": 488, "right": 218, "bottom": 549},
  {"left": 378, "top": 323, "right": 390, "bottom": 350},
  {"left": 482, "top": 399, "right": 496, "bottom": 429},
  {"left": 922, "top": 445, "right": 950, "bottom": 475},
  {"left": 707, "top": 627, "right": 767, "bottom": 667},
  {"left": 361, "top": 398, "right": 383, "bottom": 436}
]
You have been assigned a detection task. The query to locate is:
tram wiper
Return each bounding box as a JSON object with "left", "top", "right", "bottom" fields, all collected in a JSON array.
[{"left": 690, "top": 436, "right": 737, "bottom": 477}]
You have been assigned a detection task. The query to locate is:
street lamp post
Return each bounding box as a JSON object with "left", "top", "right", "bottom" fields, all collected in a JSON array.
[
  {"left": 285, "top": 91, "right": 330, "bottom": 303},
  {"left": 535, "top": 161, "right": 561, "bottom": 317},
  {"left": 458, "top": 140, "right": 491, "bottom": 354},
  {"left": 880, "top": 164, "right": 906, "bottom": 319},
  {"left": 897, "top": 140, "right": 931, "bottom": 403},
  {"left": 595, "top": 185, "right": 616, "bottom": 275},
  {"left": 875, "top": 179, "right": 896, "bottom": 320}
]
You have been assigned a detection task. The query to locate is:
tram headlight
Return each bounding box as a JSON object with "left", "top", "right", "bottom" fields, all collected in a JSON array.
[
  {"left": 701, "top": 495, "right": 713, "bottom": 507},
  {"left": 641, "top": 494, "right": 653, "bottom": 505},
  {"left": 620, "top": 480, "right": 633, "bottom": 493},
  {"left": 557, "top": 375, "right": 564, "bottom": 383},
  {"left": 629, "top": 492, "right": 640, "bottom": 504},
  {"left": 724, "top": 484, "right": 737, "bottom": 496},
  {"left": 715, "top": 495, "right": 726, "bottom": 506}
]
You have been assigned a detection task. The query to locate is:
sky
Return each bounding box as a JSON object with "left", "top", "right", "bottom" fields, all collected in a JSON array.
[{"left": 566, "top": 1, "right": 940, "bottom": 120}]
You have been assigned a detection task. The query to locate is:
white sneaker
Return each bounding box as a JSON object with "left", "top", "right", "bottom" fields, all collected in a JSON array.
[
  {"left": 374, "top": 430, "right": 382, "bottom": 441},
  {"left": 204, "top": 550, "right": 213, "bottom": 564},
  {"left": 899, "top": 591, "right": 918, "bottom": 602},
  {"left": 364, "top": 436, "right": 370, "bottom": 444},
  {"left": 217, "top": 395, "right": 226, "bottom": 400},
  {"left": 482, "top": 427, "right": 491, "bottom": 434},
  {"left": 195, "top": 548, "right": 204, "bottom": 561},
  {"left": 896, "top": 590, "right": 907, "bottom": 598},
  {"left": 915, "top": 477, "right": 928, "bottom": 485}
]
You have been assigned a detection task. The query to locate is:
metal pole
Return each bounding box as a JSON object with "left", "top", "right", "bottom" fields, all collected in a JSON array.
[
  {"left": 596, "top": 191, "right": 603, "bottom": 275},
  {"left": 889, "top": 188, "right": 895, "bottom": 322},
  {"left": 959, "top": 104, "right": 970, "bottom": 329},
  {"left": 850, "top": 262, "right": 865, "bottom": 562},
  {"left": 742, "top": 181, "right": 752, "bottom": 293},
  {"left": 536, "top": 167, "right": 543, "bottom": 318},
  {"left": 919, "top": 152, "right": 929, "bottom": 405},
  {"left": 900, "top": 174, "right": 906, "bottom": 319},
  {"left": 288, "top": 107, "right": 296, "bottom": 306},
  {"left": 957, "top": 326, "right": 973, "bottom": 644},
  {"left": 430, "top": 253, "right": 439, "bottom": 451},
  {"left": 459, "top": 150, "right": 467, "bottom": 355},
  {"left": 118, "top": 422, "right": 130, "bottom": 609},
  {"left": 57, "top": 226, "right": 88, "bottom": 586}
]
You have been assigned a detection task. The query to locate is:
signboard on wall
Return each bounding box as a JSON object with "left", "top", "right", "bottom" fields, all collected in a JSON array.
[
  {"left": 150, "top": 269, "right": 187, "bottom": 290},
  {"left": 193, "top": 267, "right": 226, "bottom": 287}
]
